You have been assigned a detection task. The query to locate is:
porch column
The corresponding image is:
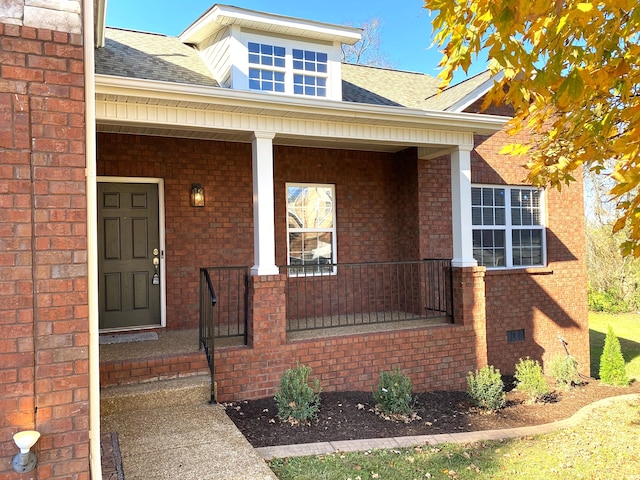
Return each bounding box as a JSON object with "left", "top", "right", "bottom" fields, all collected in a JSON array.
[
  {"left": 451, "top": 145, "right": 478, "bottom": 267},
  {"left": 251, "top": 132, "right": 279, "bottom": 276}
]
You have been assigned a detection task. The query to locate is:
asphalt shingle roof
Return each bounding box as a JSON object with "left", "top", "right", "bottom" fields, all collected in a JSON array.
[
  {"left": 96, "top": 27, "right": 492, "bottom": 111},
  {"left": 96, "top": 28, "right": 219, "bottom": 87},
  {"left": 341, "top": 63, "right": 441, "bottom": 109}
]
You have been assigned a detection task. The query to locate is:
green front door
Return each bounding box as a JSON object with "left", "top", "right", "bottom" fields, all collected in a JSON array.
[{"left": 98, "top": 182, "right": 161, "bottom": 329}]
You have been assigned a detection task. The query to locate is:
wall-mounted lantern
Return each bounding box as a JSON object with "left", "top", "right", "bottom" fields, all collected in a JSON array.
[{"left": 191, "top": 183, "right": 205, "bottom": 207}]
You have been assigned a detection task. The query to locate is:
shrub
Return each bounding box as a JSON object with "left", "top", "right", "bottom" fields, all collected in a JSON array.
[
  {"left": 550, "top": 355, "right": 580, "bottom": 389},
  {"left": 274, "top": 363, "right": 321, "bottom": 423},
  {"left": 588, "top": 289, "right": 630, "bottom": 313},
  {"left": 466, "top": 365, "right": 506, "bottom": 411},
  {"left": 599, "top": 325, "right": 630, "bottom": 387},
  {"left": 514, "top": 357, "right": 550, "bottom": 403},
  {"left": 373, "top": 368, "right": 414, "bottom": 415}
]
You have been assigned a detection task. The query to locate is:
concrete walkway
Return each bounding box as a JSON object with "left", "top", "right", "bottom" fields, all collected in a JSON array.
[
  {"left": 101, "top": 377, "right": 277, "bottom": 480},
  {"left": 257, "top": 393, "right": 640, "bottom": 460}
]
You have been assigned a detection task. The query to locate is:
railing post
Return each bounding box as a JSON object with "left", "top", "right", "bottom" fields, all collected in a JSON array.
[{"left": 199, "top": 268, "right": 217, "bottom": 403}]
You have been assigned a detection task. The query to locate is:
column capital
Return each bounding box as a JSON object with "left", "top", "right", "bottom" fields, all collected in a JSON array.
[
  {"left": 252, "top": 131, "right": 276, "bottom": 141},
  {"left": 456, "top": 143, "right": 474, "bottom": 153}
]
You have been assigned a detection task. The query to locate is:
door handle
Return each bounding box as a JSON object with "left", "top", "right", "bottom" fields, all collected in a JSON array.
[{"left": 152, "top": 249, "right": 160, "bottom": 285}]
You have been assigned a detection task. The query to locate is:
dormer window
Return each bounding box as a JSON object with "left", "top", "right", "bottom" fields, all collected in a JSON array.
[
  {"left": 248, "top": 42, "right": 286, "bottom": 92},
  {"left": 247, "top": 42, "right": 330, "bottom": 98},
  {"left": 293, "top": 49, "right": 327, "bottom": 97}
]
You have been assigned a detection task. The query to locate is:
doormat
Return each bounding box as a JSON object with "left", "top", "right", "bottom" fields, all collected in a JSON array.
[
  {"left": 99, "top": 332, "right": 159, "bottom": 345},
  {"left": 100, "top": 432, "right": 125, "bottom": 480}
]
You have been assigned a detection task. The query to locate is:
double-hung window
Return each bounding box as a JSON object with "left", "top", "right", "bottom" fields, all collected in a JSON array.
[
  {"left": 248, "top": 42, "right": 286, "bottom": 92},
  {"left": 471, "top": 185, "right": 545, "bottom": 268},
  {"left": 286, "top": 184, "right": 335, "bottom": 275},
  {"left": 292, "top": 49, "right": 328, "bottom": 97}
]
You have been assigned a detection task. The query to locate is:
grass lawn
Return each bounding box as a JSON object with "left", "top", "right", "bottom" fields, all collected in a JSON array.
[
  {"left": 589, "top": 311, "right": 640, "bottom": 381},
  {"left": 269, "top": 397, "right": 640, "bottom": 480}
]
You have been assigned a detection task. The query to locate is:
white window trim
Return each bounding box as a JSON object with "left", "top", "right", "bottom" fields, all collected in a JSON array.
[
  {"left": 471, "top": 184, "right": 547, "bottom": 269},
  {"left": 286, "top": 182, "right": 337, "bottom": 276}
]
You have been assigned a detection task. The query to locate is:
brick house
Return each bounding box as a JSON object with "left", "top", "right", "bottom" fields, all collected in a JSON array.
[{"left": 1, "top": 2, "right": 588, "bottom": 479}]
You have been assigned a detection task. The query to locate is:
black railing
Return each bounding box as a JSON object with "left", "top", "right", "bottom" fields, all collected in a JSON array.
[
  {"left": 199, "top": 266, "right": 249, "bottom": 402},
  {"left": 281, "top": 259, "right": 452, "bottom": 332}
]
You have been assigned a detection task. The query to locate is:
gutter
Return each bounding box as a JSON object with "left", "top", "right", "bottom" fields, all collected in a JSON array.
[{"left": 94, "top": 74, "right": 510, "bottom": 135}]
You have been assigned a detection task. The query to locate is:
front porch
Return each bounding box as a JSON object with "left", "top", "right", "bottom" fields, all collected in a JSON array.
[{"left": 99, "top": 263, "right": 487, "bottom": 402}]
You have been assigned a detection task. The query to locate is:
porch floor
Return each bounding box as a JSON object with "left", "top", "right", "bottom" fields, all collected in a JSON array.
[
  {"left": 99, "top": 315, "right": 450, "bottom": 364},
  {"left": 287, "top": 315, "right": 450, "bottom": 340},
  {"left": 99, "top": 329, "right": 242, "bottom": 363}
]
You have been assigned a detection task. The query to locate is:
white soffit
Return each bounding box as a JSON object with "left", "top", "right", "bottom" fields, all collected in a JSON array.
[
  {"left": 95, "top": 75, "right": 509, "bottom": 152},
  {"left": 179, "top": 4, "right": 362, "bottom": 46}
]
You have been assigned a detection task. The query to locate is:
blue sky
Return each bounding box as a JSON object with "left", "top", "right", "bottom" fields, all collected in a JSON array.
[{"left": 105, "top": 0, "right": 487, "bottom": 81}]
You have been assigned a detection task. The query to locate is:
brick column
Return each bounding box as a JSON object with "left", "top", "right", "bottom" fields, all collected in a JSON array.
[
  {"left": 247, "top": 274, "right": 287, "bottom": 349},
  {"left": 452, "top": 266, "right": 488, "bottom": 368}
]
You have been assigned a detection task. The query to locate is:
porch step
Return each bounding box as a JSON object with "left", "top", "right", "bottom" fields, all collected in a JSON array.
[{"left": 100, "top": 376, "right": 212, "bottom": 416}]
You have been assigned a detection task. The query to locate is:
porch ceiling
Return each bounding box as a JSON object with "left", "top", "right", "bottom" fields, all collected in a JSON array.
[{"left": 95, "top": 75, "right": 509, "bottom": 155}]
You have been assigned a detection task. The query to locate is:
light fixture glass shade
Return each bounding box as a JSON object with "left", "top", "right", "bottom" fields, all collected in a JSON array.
[
  {"left": 13, "top": 430, "right": 40, "bottom": 473},
  {"left": 191, "top": 184, "right": 205, "bottom": 207},
  {"left": 14, "top": 431, "right": 40, "bottom": 453}
]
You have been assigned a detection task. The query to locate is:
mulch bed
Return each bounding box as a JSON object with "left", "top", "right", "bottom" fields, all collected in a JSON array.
[{"left": 225, "top": 378, "right": 640, "bottom": 448}]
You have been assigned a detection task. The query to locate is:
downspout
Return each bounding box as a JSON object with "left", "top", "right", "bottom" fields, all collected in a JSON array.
[{"left": 83, "top": 0, "right": 102, "bottom": 477}]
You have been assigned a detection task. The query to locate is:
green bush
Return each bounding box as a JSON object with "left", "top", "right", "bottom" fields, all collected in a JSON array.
[
  {"left": 588, "top": 289, "right": 631, "bottom": 313},
  {"left": 373, "top": 368, "right": 414, "bottom": 415},
  {"left": 466, "top": 365, "right": 506, "bottom": 411},
  {"left": 274, "top": 363, "right": 321, "bottom": 423},
  {"left": 550, "top": 355, "right": 580, "bottom": 389},
  {"left": 599, "top": 326, "right": 630, "bottom": 386},
  {"left": 514, "top": 357, "right": 550, "bottom": 403}
]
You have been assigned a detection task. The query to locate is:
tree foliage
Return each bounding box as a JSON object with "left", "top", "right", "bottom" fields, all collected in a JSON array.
[{"left": 425, "top": 0, "right": 640, "bottom": 253}]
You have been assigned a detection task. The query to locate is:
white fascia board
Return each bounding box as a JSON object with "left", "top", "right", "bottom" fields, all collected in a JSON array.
[
  {"left": 95, "top": 74, "right": 509, "bottom": 135},
  {"left": 180, "top": 4, "right": 361, "bottom": 46},
  {"left": 446, "top": 70, "right": 505, "bottom": 113}
]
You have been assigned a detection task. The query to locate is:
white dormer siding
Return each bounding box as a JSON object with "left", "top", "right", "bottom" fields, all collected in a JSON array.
[
  {"left": 198, "top": 28, "right": 233, "bottom": 88},
  {"left": 180, "top": 5, "right": 360, "bottom": 101}
]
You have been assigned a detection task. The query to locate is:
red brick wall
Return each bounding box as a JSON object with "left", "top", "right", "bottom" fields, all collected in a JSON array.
[
  {"left": 273, "top": 145, "right": 415, "bottom": 263},
  {"left": 472, "top": 127, "right": 590, "bottom": 375},
  {"left": 418, "top": 154, "right": 454, "bottom": 259},
  {"left": 0, "top": 23, "right": 89, "bottom": 479}
]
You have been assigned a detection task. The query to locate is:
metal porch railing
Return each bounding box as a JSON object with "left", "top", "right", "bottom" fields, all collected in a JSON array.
[
  {"left": 281, "top": 259, "right": 452, "bottom": 333},
  {"left": 199, "top": 266, "right": 249, "bottom": 402}
]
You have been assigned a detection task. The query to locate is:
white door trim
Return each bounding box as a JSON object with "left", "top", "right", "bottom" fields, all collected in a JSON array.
[{"left": 97, "top": 176, "right": 167, "bottom": 331}]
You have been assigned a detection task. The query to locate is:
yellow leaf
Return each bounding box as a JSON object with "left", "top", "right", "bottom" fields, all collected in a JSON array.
[
  {"left": 613, "top": 217, "right": 627, "bottom": 234},
  {"left": 576, "top": 3, "right": 593, "bottom": 12}
]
